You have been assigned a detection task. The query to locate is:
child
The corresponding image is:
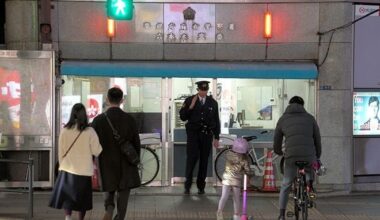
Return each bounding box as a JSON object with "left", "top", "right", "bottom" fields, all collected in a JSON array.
[{"left": 217, "top": 137, "right": 253, "bottom": 220}]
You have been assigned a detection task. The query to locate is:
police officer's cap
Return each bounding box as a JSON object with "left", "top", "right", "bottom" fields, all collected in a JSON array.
[{"left": 195, "top": 81, "right": 210, "bottom": 91}]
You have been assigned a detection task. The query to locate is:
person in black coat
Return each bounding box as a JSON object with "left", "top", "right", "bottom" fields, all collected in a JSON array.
[
  {"left": 179, "top": 81, "right": 220, "bottom": 195},
  {"left": 273, "top": 96, "right": 321, "bottom": 220},
  {"left": 91, "top": 87, "right": 141, "bottom": 220}
]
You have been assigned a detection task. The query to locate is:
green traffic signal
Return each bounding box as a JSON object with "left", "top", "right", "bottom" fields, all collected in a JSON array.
[{"left": 107, "top": 0, "right": 134, "bottom": 20}]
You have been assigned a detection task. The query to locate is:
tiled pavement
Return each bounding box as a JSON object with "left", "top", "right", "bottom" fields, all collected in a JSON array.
[{"left": 1, "top": 186, "right": 380, "bottom": 220}]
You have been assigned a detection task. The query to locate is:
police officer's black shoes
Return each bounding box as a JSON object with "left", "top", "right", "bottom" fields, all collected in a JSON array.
[
  {"left": 184, "top": 189, "right": 190, "bottom": 195},
  {"left": 198, "top": 189, "right": 205, "bottom": 195}
]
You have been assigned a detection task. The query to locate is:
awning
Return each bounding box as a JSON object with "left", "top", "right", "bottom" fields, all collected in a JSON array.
[{"left": 61, "top": 61, "right": 318, "bottom": 79}]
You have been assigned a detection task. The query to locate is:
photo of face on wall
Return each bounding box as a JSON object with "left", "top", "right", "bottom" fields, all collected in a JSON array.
[{"left": 353, "top": 92, "right": 380, "bottom": 135}]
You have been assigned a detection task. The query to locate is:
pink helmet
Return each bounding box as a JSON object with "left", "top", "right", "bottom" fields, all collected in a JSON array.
[{"left": 232, "top": 138, "right": 249, "bottom": 154}]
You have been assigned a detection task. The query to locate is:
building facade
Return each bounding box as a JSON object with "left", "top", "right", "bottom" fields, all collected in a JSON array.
[{"left": 2, "top": 0, "right": 380, "bottom": 191}]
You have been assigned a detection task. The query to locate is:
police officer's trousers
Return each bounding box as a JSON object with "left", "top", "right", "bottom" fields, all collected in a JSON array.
[{"left": 184, "top": 130, "right": 213, "bottom": 191}]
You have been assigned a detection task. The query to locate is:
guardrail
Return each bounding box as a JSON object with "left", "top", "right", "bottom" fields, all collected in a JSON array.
[{"left": 0, "top": 158, "right": 34, "bottom": 219}]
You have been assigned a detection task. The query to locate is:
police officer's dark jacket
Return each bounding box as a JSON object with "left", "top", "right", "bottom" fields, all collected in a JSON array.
[{"left": 179, "top": 95, "right": 220, "bottom": 140}]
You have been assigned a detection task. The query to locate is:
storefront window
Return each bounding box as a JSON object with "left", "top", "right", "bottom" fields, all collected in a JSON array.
[
  {"left": 61, "top": 76, "right": 162, "bottom": 134},
  {"left": 61, "top": 76, "right": 315, "bottom": 136},
  {"left": 217, "top": 79, "right": 316, "bottom": 134}
]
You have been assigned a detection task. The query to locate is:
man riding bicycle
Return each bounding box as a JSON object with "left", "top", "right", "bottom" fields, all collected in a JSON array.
[{"left": 273, "top": 96, "right": 322, "bottom": 220}]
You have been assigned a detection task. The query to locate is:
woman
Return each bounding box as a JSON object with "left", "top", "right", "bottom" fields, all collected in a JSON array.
[{"left": 49, "top": 103, "right": 102, "bottom": 220}]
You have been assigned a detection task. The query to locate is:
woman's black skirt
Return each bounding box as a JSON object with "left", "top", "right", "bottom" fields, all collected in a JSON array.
[{"left": 49, "top": 171, "right": 93, "bottom": 211}]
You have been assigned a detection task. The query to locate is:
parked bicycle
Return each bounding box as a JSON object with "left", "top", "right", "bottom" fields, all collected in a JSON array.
[
  {"left": 214, "top": 131, "right": 279, "bottom": 190},
  {"left": 138, "top": 134, "right": 161, "bottom": 186}
]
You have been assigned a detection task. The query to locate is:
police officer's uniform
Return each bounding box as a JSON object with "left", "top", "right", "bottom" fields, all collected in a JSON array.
[{"left": 179, "top": 81, "right": 220, "bottom": 194}]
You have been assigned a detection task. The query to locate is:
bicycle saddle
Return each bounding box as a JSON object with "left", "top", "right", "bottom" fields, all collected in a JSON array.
[
  {"left": 295, "top": 161, "right": 309, "bottom": 169},
  {"left": 242, "top": 135, "right": 257, "bottom": 142}
]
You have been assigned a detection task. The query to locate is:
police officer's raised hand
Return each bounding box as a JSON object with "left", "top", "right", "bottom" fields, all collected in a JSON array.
[
  {"left": 213, "top": 139, "right": 219, "bottom": 148},
  {"left": 189, "top": 95, "right": 198, "bottom": 109}
]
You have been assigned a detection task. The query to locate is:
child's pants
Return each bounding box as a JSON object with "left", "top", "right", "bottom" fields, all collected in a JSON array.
[{"left": 218, "top": 185, "right": 241, "bottom": 215}]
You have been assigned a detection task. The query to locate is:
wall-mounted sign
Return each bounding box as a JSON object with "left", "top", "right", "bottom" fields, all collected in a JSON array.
[
  {"left": 355, "top": 5, "right": 380, "bottom": 17},
  {"left": 164, "top": 4, "right": 215, "bottom": 43}
]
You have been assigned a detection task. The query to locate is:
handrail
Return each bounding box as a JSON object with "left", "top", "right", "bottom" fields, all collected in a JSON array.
[{"left": 0, "top": 158, "right": 34, "bottom": 219}]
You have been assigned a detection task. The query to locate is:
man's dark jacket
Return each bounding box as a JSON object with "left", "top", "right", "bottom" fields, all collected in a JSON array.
[
  {"left": 92, "top": 107, "right": 141, "bottom": 191},
  {"left": 273, "top": 103, "right": 321, "bottom": 161}
]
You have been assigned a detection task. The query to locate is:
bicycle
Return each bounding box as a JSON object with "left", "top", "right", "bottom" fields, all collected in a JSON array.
[
  {"left": 214, "top": 131, "right": 279, "bottom": 190},
  {"left": 138, "top": 134, "right": 161, "bottom": 186},
  {"left": 286, "top": 161, "right": 313, "bottom": 220}
]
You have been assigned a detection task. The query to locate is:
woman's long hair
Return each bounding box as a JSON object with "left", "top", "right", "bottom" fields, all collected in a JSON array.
[{"left": 64, "top": 103, "right": 89, "bottom": 131}]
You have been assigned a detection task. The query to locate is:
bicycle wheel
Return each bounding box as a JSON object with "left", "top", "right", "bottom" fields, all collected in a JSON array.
[
  {"left": 214, "top": 148, "right": 255, "bottom": 182},
  {"left": 301, "top": 178, "right": 308, "bottom": 220},
  {"left": 249, "top": 158, "right": 264, "bottom": 190},
  {"left": 139, "top": 146, "right": 159, "bottom": 186},
  {"left": 214, "top": 148, "right": 230, "bottom": 182},
  {"left": 293, "top": 180, "right": 300, "bottom": 220}
]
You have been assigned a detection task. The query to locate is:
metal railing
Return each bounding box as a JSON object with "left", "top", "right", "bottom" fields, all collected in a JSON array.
[{"left": 0, "top": 158, "right": 34, "bottom": 219}]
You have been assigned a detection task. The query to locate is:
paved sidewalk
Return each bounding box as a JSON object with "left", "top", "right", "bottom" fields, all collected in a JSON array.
[{"left": 1, "top": 186, "right": 380, "bottom": 220}]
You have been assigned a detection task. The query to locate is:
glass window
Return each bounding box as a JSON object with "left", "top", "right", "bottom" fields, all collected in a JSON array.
[
  {"left": 61, "top": 76, "right": 162, "bottom": 134},
  {"left": 217, "top": 79, "right": 316, "bottom": 134}
]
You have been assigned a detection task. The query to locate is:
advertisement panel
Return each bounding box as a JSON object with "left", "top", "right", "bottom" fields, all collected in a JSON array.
[
  {"left": 0, "top": 51, "right": 53, "bottom": 136},
  {"left": 353, "top": 91, "right": 380, "bottom": 135},
  {"left": 61, "top": 94, "right": 103, "bottom": 125}
]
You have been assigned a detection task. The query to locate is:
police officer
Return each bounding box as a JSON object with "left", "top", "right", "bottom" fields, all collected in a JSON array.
[{"left": 180, "top": 81, "right": 220, "bottom": 195}]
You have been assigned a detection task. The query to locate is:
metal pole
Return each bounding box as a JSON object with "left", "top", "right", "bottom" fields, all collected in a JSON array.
[{"left": 28, "top": 158, "right": 34, "bottom": 219}]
